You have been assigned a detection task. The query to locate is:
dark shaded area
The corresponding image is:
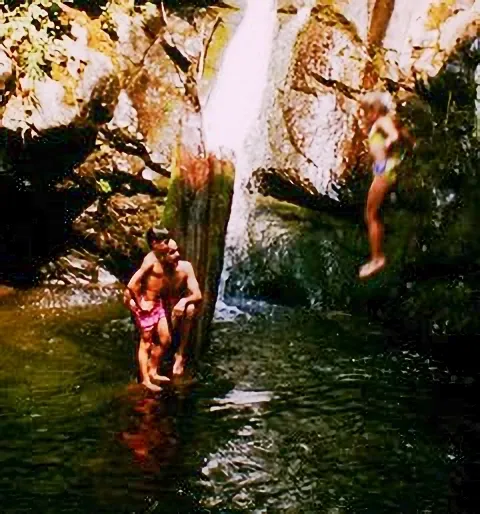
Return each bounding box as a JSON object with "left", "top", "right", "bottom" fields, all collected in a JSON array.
[
  {"left": 136, "top": 0, "right": 226, "bottom": 19},
  {"left": 2, "top": 0, "right": 223, "bottom": 20},
  {"left": 0, "top": 127, "right": 98, "bottom": 286},
  {"left": 3, "top": 1, "right": 108, "bottom": 17},
  {"left": 366, "top": 38, "right": 480, "bottom": 362},
  {"left": 251, "top": 166, "right": 362, "bottom": 220},
  {"left": 377, "top": 35, "right": 480, "bottom": 375},
  {"left": 2, "top": 299, "right": 475, "bottom": 513}
]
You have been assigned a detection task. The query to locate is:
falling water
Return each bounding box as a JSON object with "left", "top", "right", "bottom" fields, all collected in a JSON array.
[
  {"left": 202, "top": 0, "right": 277, "bottom": 159},
  {"left": 200, "top": 0, "right": 278, "bottom": 309},
  {"left": 210, "top": 0, "right": 317, "bottom": 310}
]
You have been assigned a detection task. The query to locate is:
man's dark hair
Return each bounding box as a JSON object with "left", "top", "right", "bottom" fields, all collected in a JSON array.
[{"left": 146, "top": 227, "right": 171, "bottom": 248}]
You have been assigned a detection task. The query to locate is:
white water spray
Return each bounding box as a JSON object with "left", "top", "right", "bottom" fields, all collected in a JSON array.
[{"left": 202, "top": 0, "right": 278, "bottom": 159}]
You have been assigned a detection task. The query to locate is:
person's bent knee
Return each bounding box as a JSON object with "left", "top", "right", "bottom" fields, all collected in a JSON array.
[
  {"left": 151, "top": 344, "right": 162, "bottom": 358},
  {"left": 159, "top": 333, "right": 171, "bottom": 347},
  {"left": 185, "top": 304, "right": 196, "bottom": 320},
  {"left": 158, "top": 319, "right": 172, "bottom": 346}
]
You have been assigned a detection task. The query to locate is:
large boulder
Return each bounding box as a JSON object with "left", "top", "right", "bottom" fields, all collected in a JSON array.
[
  {"left": 1, "top": 5, "right": 121, "bottom": 133},
  {"left": 269, "top": 5, "right": 369, "bottom": 192},
  {"left": 261, "top": 0, "right": 480, "bottom": 193}
]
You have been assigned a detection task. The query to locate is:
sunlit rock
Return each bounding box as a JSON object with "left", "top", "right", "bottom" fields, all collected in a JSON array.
[
  {"left": 380, "top": 0, "right": 480, "bottom": 84},
  {"left": 339, "top": 0, "right": 370, "bottom": 42},
  {"left": 0, "top": 48, "right": 13, "bottom": 93},
  {"left": 269, "top": 5, "right": 368, "bottom": 192},
  {"left": 125, "top": 13, "right": 208, "bottom": 168},
  {"left": 1, "top": 18, "right": 120, "bottom": 133},
  {"left": 39, "top": 249, "right": 119, "bottom": 287},
  {"left": 108, "top": 90, "right": 139, "bottom": 132},
  {"left": 110, "top": 4, "right": 162, "bottom": 68}
]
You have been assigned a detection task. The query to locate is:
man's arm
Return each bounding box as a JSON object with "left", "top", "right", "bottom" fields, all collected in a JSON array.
[
  {"left": 123, "top": 253, "right": 155, "bottom": 307},
  {"left": 182, "top": 262, "right": 202, "bottom": 305},
  {"left": 171, "top": 263, "right": 202, "bottom": 320}
]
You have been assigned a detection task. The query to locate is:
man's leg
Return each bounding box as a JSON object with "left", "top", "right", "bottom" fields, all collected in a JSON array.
[
  {"left": 138, "top": 331, "right": 161, "bottom": 392},
  {"left": 173, "top": 304, "right": 196, "bottom": 376},
  {"left": 149, "top": 317, "right": 172, "bottom": 383}
]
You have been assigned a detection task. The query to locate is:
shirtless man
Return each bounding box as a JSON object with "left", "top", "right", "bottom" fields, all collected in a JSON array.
[{"left": 123, "top": 227, "right": 202, "bottom": 391}]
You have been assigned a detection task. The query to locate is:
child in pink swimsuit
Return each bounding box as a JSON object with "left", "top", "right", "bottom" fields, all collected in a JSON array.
[
  {"left": 130, "top": 295, "right": 167, "bottom": 337},
  {"left": 126, "top": 288, "right": 169, "bottom": 390}
]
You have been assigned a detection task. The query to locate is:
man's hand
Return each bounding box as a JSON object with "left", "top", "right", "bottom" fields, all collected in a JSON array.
[
  {"left": 123, "top": 288, "right": 142, "bottom": 312},
  {"left": 172, "top": 298, "right": 187, "bottom": 320},
  {"left": 123, "top": 288, "right": 132, "bottom": 307}
]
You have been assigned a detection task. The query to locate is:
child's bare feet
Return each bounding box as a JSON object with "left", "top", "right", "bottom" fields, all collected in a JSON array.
[
  {"left": 173, "top": 353, "right": 186, "bottom": 376},
  {"left": 149, "top": 372, "right": 170, "bottom": 383},
  {"left": 359, "top": 256, "right": 386, "bottom": 279},
  {"left": 141, "top": 380, "right": 161, "bottom": 392}
]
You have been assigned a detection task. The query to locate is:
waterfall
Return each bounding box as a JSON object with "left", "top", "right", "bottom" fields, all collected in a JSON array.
[
  {"left": 210, "top": 0, "right": 316, "bottom": 311},
  {"left": 202, "top": 0, "right": 278, "bottom": 160},
  {"left": 201, "top": 0, "right": 278, "bottom": 310}
]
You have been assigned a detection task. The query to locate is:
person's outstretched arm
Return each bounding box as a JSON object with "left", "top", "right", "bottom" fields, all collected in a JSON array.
[
  {"left": 123, "top": 253, "right": 155, "bottom": 308},
  {"left": 377, "top": 115, "right": 399, "bottom": 150}
]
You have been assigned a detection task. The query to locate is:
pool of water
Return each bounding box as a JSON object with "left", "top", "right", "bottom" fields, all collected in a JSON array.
[{"left": 0, "top": 290, "right": 477, "bottom": 513}]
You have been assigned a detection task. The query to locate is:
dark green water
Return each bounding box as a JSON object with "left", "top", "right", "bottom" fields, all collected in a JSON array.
[{"left": 0, "top": 291, "right": 477, "bottom": 513}]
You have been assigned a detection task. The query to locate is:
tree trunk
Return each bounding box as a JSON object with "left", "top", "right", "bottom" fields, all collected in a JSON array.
[{"left": 162, "top": 111, "right": 234, "bottom": 359}]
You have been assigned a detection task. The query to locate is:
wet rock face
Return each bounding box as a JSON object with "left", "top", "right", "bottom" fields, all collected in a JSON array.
[
  {"left": 277, "top": 6, "right": 368, "bottom": 191},
  {"left": 262, "top": 0, "right": 479, "bottom": 195},
  {"left": 0, "top": 0, "right": 478, "bottom": 288}
]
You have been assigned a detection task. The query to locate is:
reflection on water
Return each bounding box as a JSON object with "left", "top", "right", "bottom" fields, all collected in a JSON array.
[
  {"left": 120, "top": 392, "right": 176, "bottom": 470},
  {"left": 0, "top": 291, "right": 478, "bottom": 512}
]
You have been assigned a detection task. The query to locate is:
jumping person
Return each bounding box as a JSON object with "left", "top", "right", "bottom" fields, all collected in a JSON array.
[{"left": 358, "top": 92, "right": 414, "bottom": 279}]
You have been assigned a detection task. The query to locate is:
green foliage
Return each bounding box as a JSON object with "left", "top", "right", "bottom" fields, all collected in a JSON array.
[
  {"left": 0, "top": 1, "right": 73, "bottom": 84},
  {"left": 97, "top": 178, "right": 112, "bottom": 193}
]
